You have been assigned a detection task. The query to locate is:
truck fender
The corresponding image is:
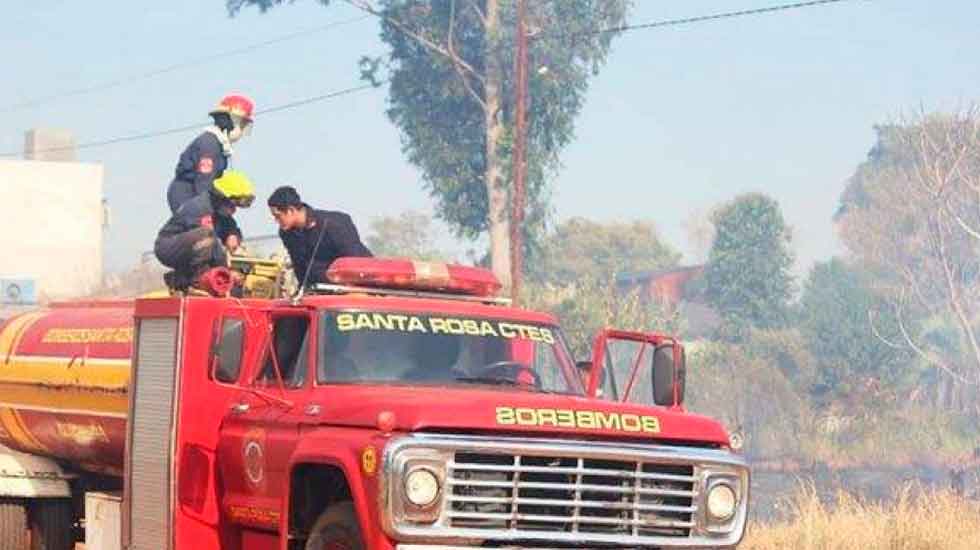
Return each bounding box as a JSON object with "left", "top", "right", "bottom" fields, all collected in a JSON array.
[{"left": 0, "top": 443, "right": 71, "bottom": 498}]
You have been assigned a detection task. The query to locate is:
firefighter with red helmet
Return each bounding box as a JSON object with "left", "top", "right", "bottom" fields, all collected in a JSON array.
[{"left": 166, "top": 94, "right": 254, "bottom": 214}]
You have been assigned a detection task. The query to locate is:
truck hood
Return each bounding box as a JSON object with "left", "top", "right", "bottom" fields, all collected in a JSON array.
[{"left": 310, "top": 385, "right": 730, "bottom": 447}]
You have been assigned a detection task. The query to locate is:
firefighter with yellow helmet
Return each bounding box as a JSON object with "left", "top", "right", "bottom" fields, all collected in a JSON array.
[
  {"left": 155, "top": 170, "right": 256, "bottom": 292},
  {"left": 166, "top": 94, "right": 254, "bottom": 213}
]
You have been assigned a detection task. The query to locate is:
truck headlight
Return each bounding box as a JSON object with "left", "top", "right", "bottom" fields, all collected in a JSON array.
[
  {"left": 706, "top": 482, "right": 737, "bottom": 521},
  {"left": 404, "top": 467, "right": 440, "bottom": 507},
  {"left": 383, "top": 447, "right": 449, "bottom": 526}
]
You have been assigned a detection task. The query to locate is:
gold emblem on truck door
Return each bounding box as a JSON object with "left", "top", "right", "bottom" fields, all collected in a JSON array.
[{"left": 361, "top": 446, "right": 378, "bottom": 476}]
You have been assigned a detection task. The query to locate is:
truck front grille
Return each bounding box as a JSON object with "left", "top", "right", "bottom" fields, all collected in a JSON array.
[{"left": 446, "top": 451, "right": 697, "bottom": 538}]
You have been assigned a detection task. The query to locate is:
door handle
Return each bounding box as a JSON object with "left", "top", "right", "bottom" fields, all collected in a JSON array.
[{"left": 231, "top": 402, "right": 250, "bottom": 414}]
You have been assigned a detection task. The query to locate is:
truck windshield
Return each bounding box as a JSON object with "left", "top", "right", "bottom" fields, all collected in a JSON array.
[{"left": 317, "top": 311, "right": 583, "bottom": 395}]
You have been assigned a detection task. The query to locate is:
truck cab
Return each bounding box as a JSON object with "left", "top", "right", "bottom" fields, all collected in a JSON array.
[{"left": 121, "top": 258, "right": 748, "bottom": 550}]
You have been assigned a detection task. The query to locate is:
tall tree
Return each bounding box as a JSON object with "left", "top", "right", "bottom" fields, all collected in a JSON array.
[
  {"left": 837, "top": 111, "right": 980, "bottom": 396},
  {"left": 227, "top": 0, "right": 630, "bottom": 288},
  {"left": 799, "top": 258, "right": 914, "bottom": 399},
  {"left": 703, "top": 193, "right": 794, "bottom": 333}
]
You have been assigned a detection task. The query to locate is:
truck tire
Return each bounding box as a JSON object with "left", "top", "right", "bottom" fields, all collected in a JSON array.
[
  {"left": 28, "top": 499, "right": 73, "bottom": 550},
  {"left": 304, "top": 502, "right": 363, "bottom": 550},
  {"left": 0, "top": 498, "right": 28, "bottom": 550}
]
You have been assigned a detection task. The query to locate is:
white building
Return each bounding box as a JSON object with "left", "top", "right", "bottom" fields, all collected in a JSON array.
[{"left": 0, "top": 130, "right": 106, "bottom": 302}]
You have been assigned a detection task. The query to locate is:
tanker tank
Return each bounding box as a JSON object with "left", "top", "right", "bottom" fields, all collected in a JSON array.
[{"left": 0, "top": 301, "right": 133, "bottom": 476}]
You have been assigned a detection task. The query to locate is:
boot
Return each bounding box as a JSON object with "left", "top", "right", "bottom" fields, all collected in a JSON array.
[{"left": 163, "top": 270, "right": 195, "bottom": 292}]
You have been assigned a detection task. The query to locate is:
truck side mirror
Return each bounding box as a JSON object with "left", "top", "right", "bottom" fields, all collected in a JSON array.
[
  {"left": 213, "top": 318, "right": 245, "bottom": 383},
  {"left": 576, "top": 360, "right": 593, "bottom": 387},
  {"left": 652, "top": 344, "right": 685, "bottom": 406},
  {"left": 676, "top": 346, "right": 686, "bottom": 406}
]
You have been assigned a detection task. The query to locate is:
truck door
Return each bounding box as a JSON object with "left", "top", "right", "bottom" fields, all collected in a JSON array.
[
  {"left": 127, "top": 298, "right": 266, "bottom": 550},
  {"left": 588, "top": 330, "right": 686, "bottom": 408},
  {"left": 217, "top": 310, "right": 313, "bottom": 539},
  {"left": 174, "top": 306, "right": 265, "bottom": 550}
]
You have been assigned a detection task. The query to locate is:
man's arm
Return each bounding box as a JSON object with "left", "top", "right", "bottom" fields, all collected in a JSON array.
[
  {"left": 182, "top": 198, "right": 228, "bottom": 266},
  {"left": 175, "top": 134, "right": 223, "bottom": 196},
  {"left": 329, "top": 212, "right": 373, "bottom": 258},
  {"left": 160, "top": 194, "right": 214, "bottom": 237}
]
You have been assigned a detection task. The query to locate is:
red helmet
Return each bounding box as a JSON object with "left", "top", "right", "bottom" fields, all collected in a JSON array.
[{"left": 210, "top": 94, "right": 254, "bottom": 122}]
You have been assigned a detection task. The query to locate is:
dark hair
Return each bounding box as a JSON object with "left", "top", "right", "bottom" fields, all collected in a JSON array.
[
  {"left": 267, "top": 186, "right": 303, "bottom": 209},
  {"left": 210, "top": 112, "right": 234, "bottom": 133}
]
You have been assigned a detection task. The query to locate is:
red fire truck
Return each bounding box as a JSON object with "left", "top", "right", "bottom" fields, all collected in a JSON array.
[{"left": 0, "top": 258, "right": 748, "bottom": 549}]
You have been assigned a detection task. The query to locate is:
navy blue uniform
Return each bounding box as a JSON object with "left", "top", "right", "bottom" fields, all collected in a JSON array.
[
  {"left": 154, "top": 193, "right": 241, "bottom": 281},
  {"left": 166, "top": 131, "right": 229, "bottom": 213},
  {"left": 280, "top": 205, "right": 372, "bottom": 286}
]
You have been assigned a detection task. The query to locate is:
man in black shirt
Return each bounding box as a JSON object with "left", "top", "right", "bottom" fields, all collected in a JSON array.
[
  {"left": 267, "top": 186, "right": 372, "bottom": 287},
  {"left": 155, "top": 171, "right": 255, "bottom": 291}
]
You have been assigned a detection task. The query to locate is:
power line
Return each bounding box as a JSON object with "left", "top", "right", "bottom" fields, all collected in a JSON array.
[
  {"left": 341, "top": 0, "right": 860, "bottom": 42},
  {"left": 253, "top": 81, "right": 383, "bottom": 115},
  {"left": 2, "top": 0, "right": 854, "bottom": 114},
  {"left": 0, "top": 0, "right": 859, "bottom": 156},
  {"left": 580, "top": 0, "right": 860, "bottom": 38},
  {"left": 0, "top": 15, "right": 370, "bottom": 113},
  {"left": 0, "top": 82, "right": 383, "bottom": 158}
]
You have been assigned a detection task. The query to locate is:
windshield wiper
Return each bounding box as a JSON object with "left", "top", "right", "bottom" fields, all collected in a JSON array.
[
  {"left": 244, "top": 386, "right": 294, "bottom": 410},
  {"left": 454, "top": 376, "right": 564, "bottom": 392},
  {"left": 454, "top": 376, "right": 520, "bottom": 387}
]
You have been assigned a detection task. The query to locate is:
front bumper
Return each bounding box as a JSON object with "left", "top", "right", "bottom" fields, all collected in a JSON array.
[{"left": 397, "top": 546, "right": 738, "bottom": 550}]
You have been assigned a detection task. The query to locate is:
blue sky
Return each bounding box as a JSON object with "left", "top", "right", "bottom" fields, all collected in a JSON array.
[{"left": 2, "top": 0, "right": 977, "bottom": 276}]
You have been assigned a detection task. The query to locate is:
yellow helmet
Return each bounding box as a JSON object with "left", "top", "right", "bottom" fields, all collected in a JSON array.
[{"left": 213, "top": 170, "right": 255, "bottom": 208}]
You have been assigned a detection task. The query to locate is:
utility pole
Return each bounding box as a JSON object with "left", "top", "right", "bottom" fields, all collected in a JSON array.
[{"left": 510, "top": 0, "right": 529, "bottom": 303}]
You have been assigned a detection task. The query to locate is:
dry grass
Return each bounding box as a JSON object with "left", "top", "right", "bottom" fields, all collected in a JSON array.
[{"left": 742, "top": 484, "right": 980, "bottom": 550}]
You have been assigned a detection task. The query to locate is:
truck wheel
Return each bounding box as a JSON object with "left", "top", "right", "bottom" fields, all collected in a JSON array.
[
  {"left": 28, "top": 499, "right": 73, "bottom": 550},
  {"left": 304, "top": 502, "right": 363, "bottom": 550},
  {"left": 0, "top": 499, "right": 28, "bottom": 550}
]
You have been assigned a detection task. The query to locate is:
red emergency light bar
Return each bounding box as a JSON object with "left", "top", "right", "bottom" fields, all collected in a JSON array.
[{"left": 326, "top": 258, "right": 502, "bottom": 297}]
